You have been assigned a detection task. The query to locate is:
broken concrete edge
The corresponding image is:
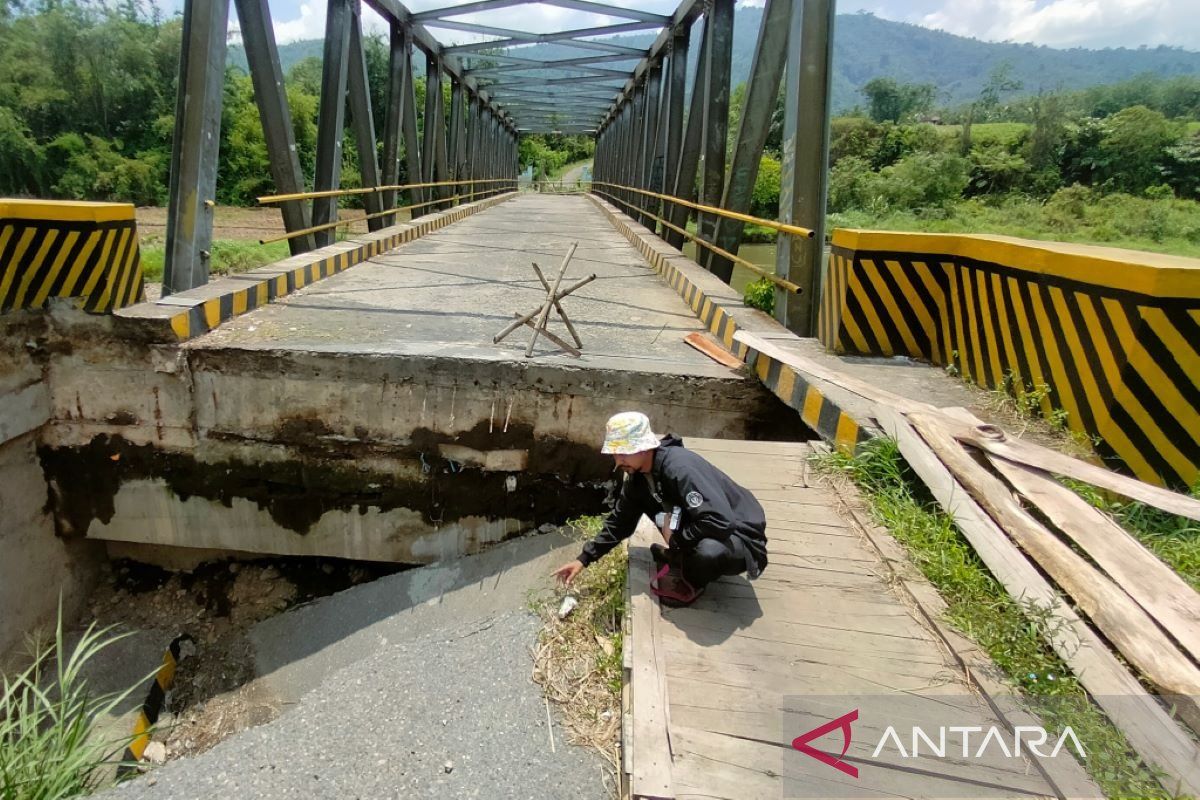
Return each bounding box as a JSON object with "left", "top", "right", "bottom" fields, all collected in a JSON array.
[
  {"left": 118, "top": 632, "right": 194, "bottom": 772},
  {"left": 114, "top": 193, "right": 518, "bottom": 344},
  {"left": 586, "top": 194, "right": 875, "bottom": 456}
]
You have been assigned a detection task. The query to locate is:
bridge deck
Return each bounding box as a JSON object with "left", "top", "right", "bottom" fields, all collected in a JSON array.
[
  {"left": 626, "top": 438, "right": 1065, "bottom": 800},
  {"left": 195, "top": 194, "right": 730, "bottom": 378}
]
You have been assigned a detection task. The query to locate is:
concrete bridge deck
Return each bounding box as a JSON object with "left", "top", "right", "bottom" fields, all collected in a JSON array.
[{"left": 195, "top": 193, "right": 731, "bottom": 378}]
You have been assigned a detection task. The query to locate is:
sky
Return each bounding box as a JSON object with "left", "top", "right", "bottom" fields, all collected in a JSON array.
[{"left": 200, "top": 0, "right": 1199, "bottom": 50}]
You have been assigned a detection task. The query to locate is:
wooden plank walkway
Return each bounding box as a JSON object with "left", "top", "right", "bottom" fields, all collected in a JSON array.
[{"left": 624, "top": 438, "right": 1096, "bottom": 800}]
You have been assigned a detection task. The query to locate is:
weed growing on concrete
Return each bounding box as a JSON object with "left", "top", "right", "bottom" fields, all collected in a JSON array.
[
  {"left": 1, "top": 603, "right": 143, "bottom": 799},
  {"left": 1064, "top": 479, "right": 1200, "bottom": 592},
  {"left": 815, "top": 439, "right": 1170, "bottom": 798},
  {"left": 742, "top": 277, "right": 775, "bottom": 315},
  {"left": 531, "top": 515, "right": 626, "bottom": 790}
]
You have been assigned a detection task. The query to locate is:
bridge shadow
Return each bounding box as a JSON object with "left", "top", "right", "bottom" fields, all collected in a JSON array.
[{"left": 247, "top": 531, "right": 583, "bottom": 705}]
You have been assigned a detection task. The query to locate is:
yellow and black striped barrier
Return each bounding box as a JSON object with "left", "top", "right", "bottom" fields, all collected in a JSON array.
[
  {"left": 821, "top": 229, "right": 1200, "bottom": 488},
  {"left": 0, "top": 200, "right": 143, "bottom": 314},
  {"left": 119, "top": 633, "right": 193, "bottom": 772}
]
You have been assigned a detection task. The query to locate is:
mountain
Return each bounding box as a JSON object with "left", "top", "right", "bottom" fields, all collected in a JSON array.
[{"left": 229, "top": 9, "right": 1200, "bottom": 112}]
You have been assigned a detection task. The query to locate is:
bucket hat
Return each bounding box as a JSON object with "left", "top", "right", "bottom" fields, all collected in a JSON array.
[{"left": 601, "top": 411, "right": 661, "bottom": 455}]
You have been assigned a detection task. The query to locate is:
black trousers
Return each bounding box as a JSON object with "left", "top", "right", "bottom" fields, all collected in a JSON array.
[{"left": 680, "top": 536, "right": 748, "bottom": 589}]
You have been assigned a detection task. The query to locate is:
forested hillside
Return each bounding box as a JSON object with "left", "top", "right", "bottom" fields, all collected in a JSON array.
[{"left": 231, "top": 9, "right": 1200, "bottom": 111}]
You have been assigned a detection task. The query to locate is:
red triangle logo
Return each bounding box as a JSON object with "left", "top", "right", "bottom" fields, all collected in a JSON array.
[{"left": 792, "top": 708, "right": 859, "bottom": 778}]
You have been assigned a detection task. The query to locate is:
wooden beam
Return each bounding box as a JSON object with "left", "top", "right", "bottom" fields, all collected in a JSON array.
[
  {"left": 875, "top": 405, "right": 1200, "bottom": 795},
  {"left": 909, "top": 409, "right": 1200, "bottom": 736}
]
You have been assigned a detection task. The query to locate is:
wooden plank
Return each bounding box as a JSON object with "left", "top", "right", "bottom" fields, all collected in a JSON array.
[
  {"left": 660, "top": 604, "right": 945, "bottom": 659},
  {"left": 937, "top": 402, "right": 1200, "bottom": 664},
  {"left": 875, "top": 405, "right": 1200, "bottom": 795},
  {"left": 683, "top": 331, "right": 743, "bottom": 369},
  {"left": 830, "top": 479, "right": 1102, "bottom": 799},
  {"left": 939, "top": 412, "right": 1200, "bottom": 523},
  {"left": 628, "top": 516, "right": 674, "bottom": 799},
  {"left": 663, "top": 641, "right": 956, "bottom": 696},
  {"left": 910, "top": 410, "right": 1200, "bottom": 736},
  {"left": 688, "top": 437, "right": 813, "bottom": 457}
]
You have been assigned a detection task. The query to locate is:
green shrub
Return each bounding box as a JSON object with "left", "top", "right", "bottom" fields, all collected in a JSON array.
[
  {"left": 750, "top": 154, "right": 781, "bottom": 219},
  {"left": 879, "top": 152, "right": 970, "bottom": 211},
  {"left": 743, "top": 277, "right": 775, "bottom": 315}
]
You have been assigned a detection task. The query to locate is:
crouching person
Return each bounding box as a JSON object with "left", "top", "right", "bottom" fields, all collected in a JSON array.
[{"left": 552, "top": 411, "right": 768, "bottom": 606}]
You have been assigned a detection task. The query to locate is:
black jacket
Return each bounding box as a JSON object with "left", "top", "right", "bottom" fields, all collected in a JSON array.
[{"left": 577, "top": 435, "right": 768, "bottom": 578}]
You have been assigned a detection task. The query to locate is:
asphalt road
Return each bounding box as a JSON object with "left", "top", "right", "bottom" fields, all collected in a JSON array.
[
  {"left": 100, "top": 533, "right": 609, "bottom": 800},
  {"left": 103, "top": 612, "right": 606, "bottom": 800}
]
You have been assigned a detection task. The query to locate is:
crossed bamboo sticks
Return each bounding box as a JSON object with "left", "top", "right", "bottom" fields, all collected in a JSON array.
[{"left": 492, "top": 242, "right": 596, "bottom": 358}]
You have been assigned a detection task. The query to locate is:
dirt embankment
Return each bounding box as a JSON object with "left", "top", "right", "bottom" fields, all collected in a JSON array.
[
  {"left": 84, "top": 556, "right": 400, "bottom": 760},
  {"left": 135, "top": 206, "right": 371, "bottom": 241}
]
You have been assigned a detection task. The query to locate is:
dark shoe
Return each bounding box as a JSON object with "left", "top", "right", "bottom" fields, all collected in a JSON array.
[{"left": 650, "top": 543, "right": 681, "bottom": 569}]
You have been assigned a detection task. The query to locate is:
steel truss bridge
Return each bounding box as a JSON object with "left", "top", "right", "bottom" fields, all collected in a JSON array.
[{"left": 163, "top": 0, "right": 834, "bottom": 334}]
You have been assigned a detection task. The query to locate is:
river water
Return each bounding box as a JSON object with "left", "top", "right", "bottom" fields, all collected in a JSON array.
[{"left": 681, "top": 242, "right": 777, "bottom": 295}]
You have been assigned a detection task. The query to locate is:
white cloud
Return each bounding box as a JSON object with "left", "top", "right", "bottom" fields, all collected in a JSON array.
[
  {"left": 918, "top": 0, "right": 1197, "bottom": 48},
  {"left": 263, "top": 0, "right": 1198, "bottom": 50},
  {"left": 274, "top": 1, "right": 327, "bottom": 42}
]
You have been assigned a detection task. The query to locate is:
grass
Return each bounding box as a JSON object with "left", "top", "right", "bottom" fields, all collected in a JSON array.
[
  {"left": 1, "top": 604, "right": 144, "bottom": 799},
  {"left": 829, "top": 191, "right": 1200, "bottom": 259},
  {"left": 1064, "top": 479, "right": 1200, "bottom": 592},
  {"left": 530, "top": 515, "right": 626, "bottom": 787},
  {"left": 138, "top": 239, "right": 296, "bottom": 282},
  {"left": 816, "top": 439, "right": 1172, "bottom": 798}
]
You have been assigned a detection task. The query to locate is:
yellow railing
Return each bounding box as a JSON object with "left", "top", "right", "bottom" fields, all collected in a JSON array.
[
  {"left": 587, "top": 180, "right": 815, "bottom": 240},
  {"left": 588, "top": 184, "right": 803, "bottom": 294},
  {"left": 255, "top": 179, "right": 516, "bottom": 245},
  {"left": 256, "top": 178, "right": 513, "bottom": 205}
]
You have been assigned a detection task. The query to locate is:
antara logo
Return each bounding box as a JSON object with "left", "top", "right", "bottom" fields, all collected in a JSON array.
[{"left": 792, "top": 709, "right": 1086, "bottom": 777}]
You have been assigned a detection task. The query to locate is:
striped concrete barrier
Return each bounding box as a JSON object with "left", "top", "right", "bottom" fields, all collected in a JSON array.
[
  {"left": 0, "top": 200, "right": 143, "bottom": 314},
  {"left": 822, "top": 229, "right": 1200, "bottom": 487}
]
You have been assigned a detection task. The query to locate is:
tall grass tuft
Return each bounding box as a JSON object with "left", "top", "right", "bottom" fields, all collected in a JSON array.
[{"left": 1, "top": 605, "right": 140, "bottom": 800}]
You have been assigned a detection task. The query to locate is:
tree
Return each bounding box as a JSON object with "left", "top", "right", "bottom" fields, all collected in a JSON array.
[
  {"left": 977, "top": 62, "right": 1023, "bottom": 119},
  {"left": 861, "top": 78, "right": 935, "bottom": 123},
  {"left": 1095, "top": 105, "right": 1182, "bottom": 194}
]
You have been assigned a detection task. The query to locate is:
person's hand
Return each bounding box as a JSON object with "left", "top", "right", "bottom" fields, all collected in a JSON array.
[
  {"left": 552, "top": 559, "right": 584, "bottom": 586},
  {"left": 660, "top": 521, "right": 672, "bottom": 546}
]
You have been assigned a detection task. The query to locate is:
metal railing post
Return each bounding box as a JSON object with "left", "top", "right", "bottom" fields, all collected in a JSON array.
[
  {"left": 706, "top": 0, "right": 791, "bottom": 281},
  {"left": 163, "top": 0, "right": 230, "bottom": 293},
  {"left": 347, "top": 8, "right": 385, "bottom": 231},
  {"left": 235, "top": 0, "right": 313, "bottom": 253},
  {"left": 775, "top": 0, "right": 835, "bottom": 334},
  {"left": 698, "top": 0, "right": 734, "bottom": 262}
]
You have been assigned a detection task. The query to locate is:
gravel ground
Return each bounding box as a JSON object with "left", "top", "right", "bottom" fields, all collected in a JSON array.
[{"left": 102, "top": 611, "right": 607, "bottom": 800}]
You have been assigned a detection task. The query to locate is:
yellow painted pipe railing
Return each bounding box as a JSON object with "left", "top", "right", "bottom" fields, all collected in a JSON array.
[
  {"left": 257, "top": 178, "right": 513, "bottom": 205},
  {"left": 587, "top": 180, "right": 815, "bottom": 240},
  {"left": 590, "top": 187, "right": 802, "bottom": 294}
]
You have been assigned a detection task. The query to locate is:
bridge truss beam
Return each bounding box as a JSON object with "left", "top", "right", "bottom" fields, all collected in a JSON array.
[
  {"left": 594, "top": 0, "right": 835, "bottom": 335},
  {"left": 162, "top": 0, "right": 519, "bottom": 292}
]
